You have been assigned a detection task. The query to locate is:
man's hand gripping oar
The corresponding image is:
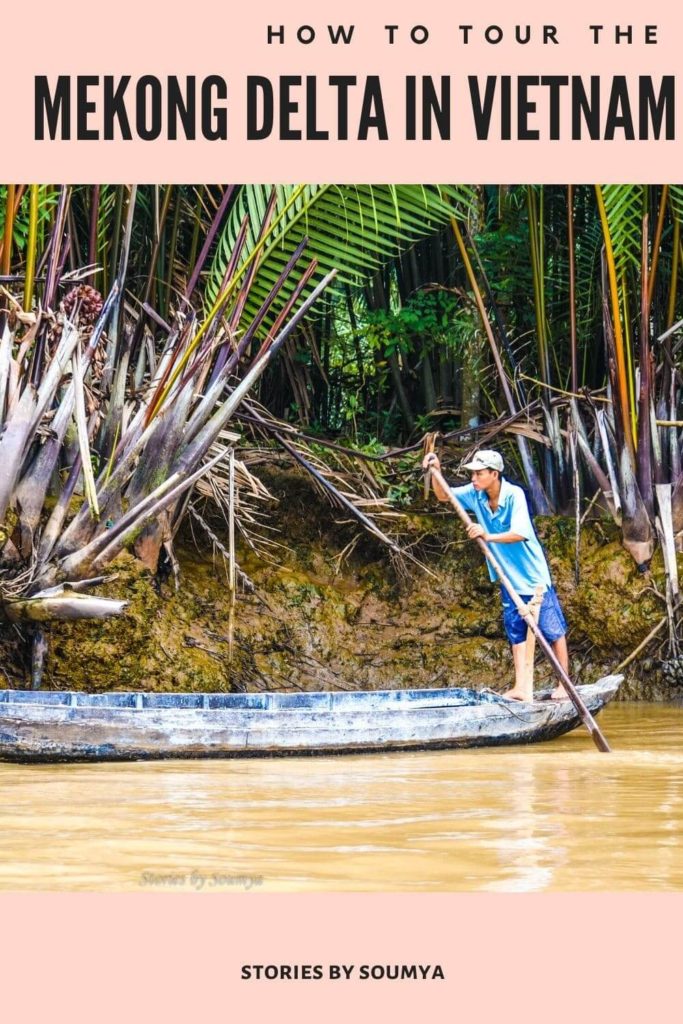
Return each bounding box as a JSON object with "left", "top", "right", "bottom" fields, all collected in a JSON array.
[{"left": 422, "top": 449, "right": 611, "bottom": 753}]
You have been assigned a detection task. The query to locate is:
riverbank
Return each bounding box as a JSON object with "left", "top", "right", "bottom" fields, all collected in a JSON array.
[{"left": 1, "top": 465, "right": 680, "bottom": 699}]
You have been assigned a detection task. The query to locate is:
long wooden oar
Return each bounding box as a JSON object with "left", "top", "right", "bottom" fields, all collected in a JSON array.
[{"left": 428, "top": 465, "right": 611, "bottom": 753}]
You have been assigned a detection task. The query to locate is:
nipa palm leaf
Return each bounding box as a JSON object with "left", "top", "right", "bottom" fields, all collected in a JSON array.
[
  {"left": 205, "top": 184, "right": 477, "bottom": 334},
  {"left": 597, "top": 184, "right": 645, "bottom": 281}
]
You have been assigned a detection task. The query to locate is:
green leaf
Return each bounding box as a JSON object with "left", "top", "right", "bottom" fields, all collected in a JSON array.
[
  {"left": 597, "top": 184, "right": 645, "bottom": 281},
  {"left": 205, "top": 185, "right": 477, "bottom": 334}
]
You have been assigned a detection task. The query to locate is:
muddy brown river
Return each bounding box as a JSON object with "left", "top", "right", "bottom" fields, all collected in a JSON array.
[{"left": 1, "top": 702, "right": 682, "bottom": 891}]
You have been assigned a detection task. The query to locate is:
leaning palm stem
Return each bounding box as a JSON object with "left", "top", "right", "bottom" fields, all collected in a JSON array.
[
  {"left": 72, "top": 341, "right": 100, "bottom": 518},
  {"left": 6, "top": 593, "right": 128, "bottom": 623}
]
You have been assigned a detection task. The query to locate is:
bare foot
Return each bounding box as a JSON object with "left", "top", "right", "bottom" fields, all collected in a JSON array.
[
  {"left": 549, "top": 686, "right": 569, "bottom": 701},
  {"left": 500, "top": 689, "right": 533, "bottom": 702}
]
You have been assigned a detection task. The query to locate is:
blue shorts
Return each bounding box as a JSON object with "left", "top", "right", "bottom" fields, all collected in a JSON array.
[{"left": 500, "top": 586, "right": 567, "bottom": 646}]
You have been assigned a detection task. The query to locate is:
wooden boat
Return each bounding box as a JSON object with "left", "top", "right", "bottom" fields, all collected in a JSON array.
[{"left": 0, "top": 675, "right": 622, "bottom": 762}]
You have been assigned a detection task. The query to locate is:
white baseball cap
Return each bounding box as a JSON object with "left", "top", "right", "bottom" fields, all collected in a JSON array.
[{"left": 463, "top": 450, "right": 504, "bottom": 472}]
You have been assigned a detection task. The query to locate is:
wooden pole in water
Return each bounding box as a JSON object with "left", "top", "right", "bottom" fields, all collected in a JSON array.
[{"left": 428, "top": 465, "right": 612, "bottom": 753}]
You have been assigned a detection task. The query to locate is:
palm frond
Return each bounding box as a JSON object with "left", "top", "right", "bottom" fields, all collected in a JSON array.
[
  {"left": 206, "top": 185, "right": 477, "bottom": 332},
  {"left": 668, "top": 184, "right": 683, "bottom": 224},
  {"left": 597, "top": 184, "right": 645, "bottom": 280}
]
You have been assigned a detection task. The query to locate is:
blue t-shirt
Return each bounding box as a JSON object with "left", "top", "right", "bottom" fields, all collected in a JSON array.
[{"left": 451, "top": 479, "right": 552, "bottom": 595}]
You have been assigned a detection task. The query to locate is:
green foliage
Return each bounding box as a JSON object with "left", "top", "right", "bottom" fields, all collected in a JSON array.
[
  {"left": 670, "top": 185, "right": 683, "bottom": 224},
  {"left": 597, "top": 184, "right": 645, "bottom": 280},
  {"left": 386, "top": 480, "right": 413, "bottom": 506},
  {"left": 365, "top": 290, "right": 468, "bottom": 360},
  {"left": 206, "top": 185, "right": 477, "bottom": 331}
]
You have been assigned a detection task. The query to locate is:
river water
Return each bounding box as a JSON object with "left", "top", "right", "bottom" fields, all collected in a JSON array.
[{"left": 1, "top": 702, "right": 682, "bottom": 892}]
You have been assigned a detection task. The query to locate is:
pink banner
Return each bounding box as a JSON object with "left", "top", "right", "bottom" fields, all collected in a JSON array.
[
  {"left": 1, "top": 893, "right": 681, "bottom": 1021},
  {"left": 1, "top": 0, "right": 680, "bottom": 181}
]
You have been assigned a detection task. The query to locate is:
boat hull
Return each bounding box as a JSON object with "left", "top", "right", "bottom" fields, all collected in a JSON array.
[{"left": 0, "top": 676, "right": 622, "bottom": 763}]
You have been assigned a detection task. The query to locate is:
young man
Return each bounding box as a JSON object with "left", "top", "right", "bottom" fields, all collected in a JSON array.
[{"left": 422, "top": 448, "right": 568, "bottom": 702}]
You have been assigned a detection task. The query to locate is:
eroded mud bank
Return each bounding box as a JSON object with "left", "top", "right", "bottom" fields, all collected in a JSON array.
[{"left": 1, "top": 468, "right": 679, "bottom": 699}]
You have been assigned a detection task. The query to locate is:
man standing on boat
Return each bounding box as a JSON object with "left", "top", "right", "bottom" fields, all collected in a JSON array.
[{"left": 422, "top": 449, "right": 569, "bottom": 702}]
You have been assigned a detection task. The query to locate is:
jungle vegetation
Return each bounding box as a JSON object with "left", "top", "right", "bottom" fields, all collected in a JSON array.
[{"left": 0, "top": 183, "right": 681, "bottom": 683}]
